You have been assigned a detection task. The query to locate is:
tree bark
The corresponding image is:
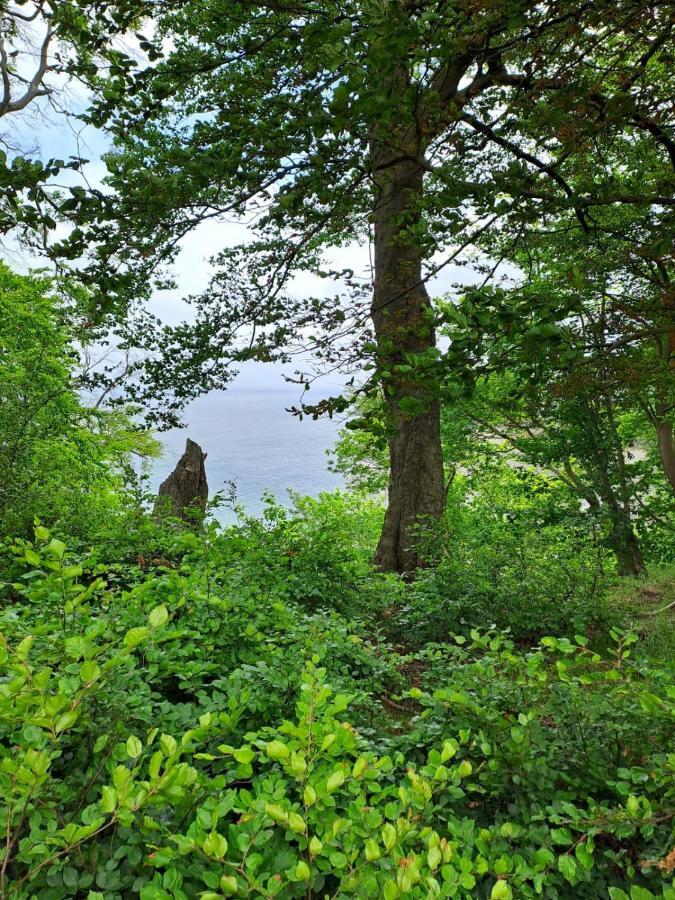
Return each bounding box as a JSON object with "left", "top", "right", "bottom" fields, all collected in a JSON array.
[
  {"left": 654, "top": 401, "right": 675, "bottom": 492},
  {"left": 607, "top": 507, "right": 647, "bottom": 577},
  {"left": 370, "top": 157, "right": 445, "bottom": 573}
]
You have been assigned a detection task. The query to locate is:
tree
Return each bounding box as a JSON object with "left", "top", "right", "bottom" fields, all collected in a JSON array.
[
  {"left": 72, "top": 0, "right": 672, "bottom": 572},
  {"left": 440, "top": 254, "right": 675, "bottom": 576},
  {"left": 0, "top": 0, "right": 148, "bottom": 240},
  {"left": 0, "top": 262, "right": 158, "bottom": 537}
]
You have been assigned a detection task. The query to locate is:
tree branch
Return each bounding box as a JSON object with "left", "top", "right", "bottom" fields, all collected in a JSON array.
[{"left": 6, "top": 21, "right": 52, "bottom": 113}]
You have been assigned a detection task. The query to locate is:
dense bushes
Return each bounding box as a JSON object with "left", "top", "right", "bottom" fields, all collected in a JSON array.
[
  {"left": 1, "top": 521, "right": 673, "bottom": 898},
  {"left": 1, "top": 264, "right": 673, "bottom": 898}
]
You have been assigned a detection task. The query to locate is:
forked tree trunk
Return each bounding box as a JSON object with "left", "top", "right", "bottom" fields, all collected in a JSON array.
[{"left": 370, "top": 157, "right": 445, "bottom": 573}]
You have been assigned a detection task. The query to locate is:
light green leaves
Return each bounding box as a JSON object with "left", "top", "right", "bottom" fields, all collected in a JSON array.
[
  {"left": 123, "top": 626, "right": 149, "bottom": 649},
  {"left": 427, "top": 845, "right": 441, "bottom": 870},
  {"left": 457, "top": 760, "right": 472, "bottom": 778},
  {"left": 295, "top": 860, "right": 311, "bottom": 881},
  {"left": 441, "top": 739, "right": 458, "bottom": 762},
  {"left": 160, "top": 734, "right": 177, "bottom": 756},
  {"left": 79, "top": 660, "right": 101, "bottom": 683},
  {"left": 24, "top": 548, "right": 41, "bottom": 567},
  {"left": 309, "top": 836, "right": 323, "bottom": 856},
  {"left": 266, "top": 740, "right": 289, "bottom": 760},
  {"left": 203, "top": 831, "right": 228, "bottom": 859},
  {"left": 382, "top": 823, "right": 397, "bottom": 851},
  {"left": 557, "top": 855, "right": 577, "bottom": 884},
  {"left": 126, "top": 735, "right": 142, "bottom": 758},
  {"left": 100, "top": 785, "right": 117, "bottom": 813},
  {"left": 325, "top": 768, "right": 345, "bottom": 793},
  {"left": 365, "top": 838, "right": 381, "bottom": 861},
  {"left": 47, "top": 538, "right": 66, "bottom": 560},
  {"left": 55, "top": 709, "right": 78, "bottom": 733},
  {"left": 288, "top": 812, "right": 307, "bottom": 834},
  {"left": 265, "top": 803, "right": 288, "bottom": 824},
  {"left": 148, "top": 604, "right": 168, "bottom": 628},
  {"left": 233, "top": 746, "right": 255, "bottom": 765}
]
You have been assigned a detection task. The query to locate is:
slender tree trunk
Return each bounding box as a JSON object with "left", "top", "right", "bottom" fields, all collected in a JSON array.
[
  {"left": 580, "top": 397, "right": 647, "bottom": 577},
  {"left": 607, "top": 506, "right": 647, "bottom": 577},
  {"left": 655, "top": 404, "right": 675, "bottom": 492},
  {"left": 370, "top": 156, "right": 445, "bottom": 573}
]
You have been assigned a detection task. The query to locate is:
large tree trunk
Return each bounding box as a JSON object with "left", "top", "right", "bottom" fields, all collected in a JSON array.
[{"left": 370, "top": 157, "right": 445, "bottom": 573}]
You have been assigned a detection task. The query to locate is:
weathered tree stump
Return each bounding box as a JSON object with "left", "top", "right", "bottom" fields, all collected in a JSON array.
[{"left": 154, "top": 438, "right": 208, "bottom": 526}]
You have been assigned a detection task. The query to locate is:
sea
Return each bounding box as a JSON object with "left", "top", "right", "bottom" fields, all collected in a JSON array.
[{"left": 146, "top": 387, "right": 345, "bottom": 523}]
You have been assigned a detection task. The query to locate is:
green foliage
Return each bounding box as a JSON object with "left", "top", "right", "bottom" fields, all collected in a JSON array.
[
  {"left": 0, "top": 263, "right": 158, "bottom": 539},
  {"left": 0, "top": 528, "right": 672, "bottom": 898},
  {"left": 391, "top": 466, "right": 611, "bottom": 647}
]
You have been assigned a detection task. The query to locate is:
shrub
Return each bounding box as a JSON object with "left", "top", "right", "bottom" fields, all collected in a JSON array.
[{"left": 1, "top": 532, "right": 673, "bottom": 898}]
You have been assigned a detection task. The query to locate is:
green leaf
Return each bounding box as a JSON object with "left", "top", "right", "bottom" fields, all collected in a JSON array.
[
  {"left": 575, "top": 842, "right": 593, "bottom": 870},
  {"left": 80, "top": 660, "right": 101, "bottom": 683},
  {"left": 148, "top": 605, "right": 168, "bottom": 628},
  {"left": 441, "top": 739, "right": 458, "bottom": 762},
  {"left": 126, "top": 735, "right": 143, "bottom": 758},
  {"left": 220, "top": 875, "right": 239, "bottom": 895},
  {"left": 265, "top": 804, "right": 288, "bottom": 823},
  {"left": 123, "top": 626, "right": 149, "bottom": 649},
  {"left": 296, "top": 860, "right": 310, "bottom": 881},
  {"left": 326, "top": 768, "right": 345, "bottom": 793},
  {"left": 160, "top": 734, "right": 178, "bottom": 756},
  {"left": 266, "top": 740, "right": 289, "bottom": 760},
  {"left": 55, "top": 709, "right": 78, "bottom": 733},
  {"left": 203, "top": 831, "right": 228, "bottom": 859},
  {"left": 47, "top": 538, "right": 66, "bottom": 560},
  {"left": 100, "top": 785, "right": 117, "bottom": 813},
  {"left": 490, "top": 882, "right": 512, "bottom": 900},
  {"left": 557, "top": 855, "right": 577, "bottom": 884},
  {"left": 24, "top": 549, "right": 41, "bottom": 567},
  {"left": 630, "top": 888, "right": 655, "bottom": 900},
  {"left": 382, "top": 823, "right": 397, "bottom": 851},
  {"left": 365, "top": 838, "right": 381, "bottom": 861},
  {"left": 288, "top": 812, "right": 306, "bottom": 834},
  {"left": 233, "top": 746, "right": 255, "bottom": 764},
  {"left": 63, "top": 866, "right": 79, "bottom": 887},
  {"left": 428, "top": 846, "right": 441, "bottom": 870}
]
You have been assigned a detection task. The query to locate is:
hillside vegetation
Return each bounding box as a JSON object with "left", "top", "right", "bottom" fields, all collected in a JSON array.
[
  {"left": 0, "top": 1, "right": 673, "bottom": 897},
  {"left": 1, "top": 268, "right": 673, "bottom": 897}
]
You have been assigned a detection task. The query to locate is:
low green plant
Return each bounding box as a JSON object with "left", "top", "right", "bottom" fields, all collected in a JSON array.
[{"left": 1, "top": 531, "right": 672, "bottom": 898}]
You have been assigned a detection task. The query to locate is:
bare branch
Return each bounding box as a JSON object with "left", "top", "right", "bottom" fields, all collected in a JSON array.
[{"left": 5, "top": 21, "right": 52, "bottom": 114}]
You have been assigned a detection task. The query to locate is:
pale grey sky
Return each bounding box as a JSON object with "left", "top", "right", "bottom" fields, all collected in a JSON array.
[{"left": 11, "top": 81, "right": 490, "bottom": 393}]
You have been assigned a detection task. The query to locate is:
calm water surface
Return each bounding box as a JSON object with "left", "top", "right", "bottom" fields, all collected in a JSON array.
[{"left": 148, "top": 389, "right": 345, "bottom": 522}]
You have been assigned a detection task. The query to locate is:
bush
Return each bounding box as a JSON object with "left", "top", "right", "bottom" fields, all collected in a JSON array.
[{"left": 1, "top": 529, "right": 673, "bottom": 898}]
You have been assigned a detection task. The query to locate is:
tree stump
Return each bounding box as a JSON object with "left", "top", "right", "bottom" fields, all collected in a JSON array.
[{"left": 154, "top": 438, "right": 208, "bottom": 526}]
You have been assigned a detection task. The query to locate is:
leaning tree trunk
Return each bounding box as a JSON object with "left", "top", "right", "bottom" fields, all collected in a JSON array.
[{"left": 370, "top": 155, "right": 445, "bottom": 573}]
